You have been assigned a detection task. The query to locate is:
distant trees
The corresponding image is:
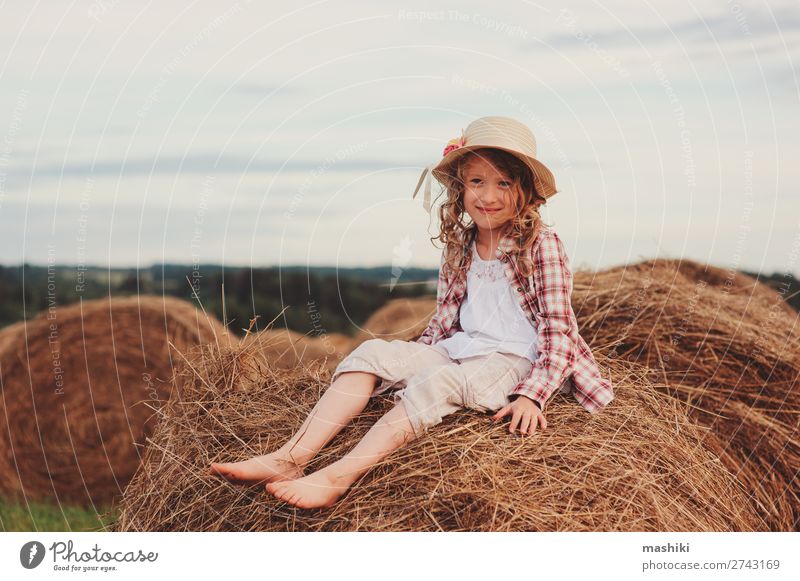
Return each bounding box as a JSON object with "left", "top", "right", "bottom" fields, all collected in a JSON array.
[{"left": 0, "top": 264, "right": 435, "bottom": 338}]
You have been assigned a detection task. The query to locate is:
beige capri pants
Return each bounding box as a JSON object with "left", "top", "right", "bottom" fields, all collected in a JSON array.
[{"left": 330, "top": 338, "right": 534, "bottom": 437}]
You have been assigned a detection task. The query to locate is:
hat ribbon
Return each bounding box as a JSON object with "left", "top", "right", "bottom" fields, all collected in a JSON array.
[
  {"left": 412, "top": 163, "right": 433, "bottom": 213},
  {"left": 411, "top": 128, "right": 465, "bottom": 213}
]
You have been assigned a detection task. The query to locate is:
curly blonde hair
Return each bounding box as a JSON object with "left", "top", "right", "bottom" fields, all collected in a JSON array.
[{"left": 429, "top": 147, "right": 550, "bottom": 284}]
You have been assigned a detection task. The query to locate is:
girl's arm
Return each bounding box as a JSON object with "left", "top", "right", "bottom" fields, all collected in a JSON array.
[
  {"left": 508, "top": 230, "right": 576, "bottom": 411},
  {"left": 416, "top": 247, "right": 448, "bottom": 345}
]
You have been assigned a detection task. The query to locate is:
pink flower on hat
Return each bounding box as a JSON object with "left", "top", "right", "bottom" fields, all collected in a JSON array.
[{"left": 442, "top": 134, "right": 466, "bottom": 157}]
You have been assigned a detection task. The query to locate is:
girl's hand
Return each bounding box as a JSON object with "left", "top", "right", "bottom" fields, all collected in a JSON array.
[{"left": 491, "top": 396, "right": 547, "bottom": 435}]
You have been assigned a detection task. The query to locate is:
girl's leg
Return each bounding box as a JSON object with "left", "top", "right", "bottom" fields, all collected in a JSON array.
[
  {"left": 266, "top": 399, "right": 416, "bottom": 509},
  {"left": 209, "top": 370, "right": 378, "bottom": 483},
  {"left": 266, "top": 360, "right": 467, "bottom": 509},
  {"left": 211, "top": 338, "right": 451, "bottom": 486}
]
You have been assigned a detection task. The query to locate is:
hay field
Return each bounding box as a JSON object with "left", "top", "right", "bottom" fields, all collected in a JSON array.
[
  {"left": 2, "top": 258, "right": 794, "bottom": 531},
  {"left": 111, "top": 259, "right": 798, "bottom": 531}
]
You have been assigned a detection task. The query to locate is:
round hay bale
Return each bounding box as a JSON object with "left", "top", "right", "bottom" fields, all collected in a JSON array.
[
  {"left": 241, "top": 328, "right": 352, "bottom": 373},
  {"left": 572, "top": 259, "right": 800, "bottom": 530},
  {"left": 324, "top": 333, "right": 354, "bottom": 353},
  {"left": 113, "top": 341, "right": 763, "bottom": 532},
  {"left": 354, "top": 298, "right": 437, "bottom": 345},
  {"left": 0, "top": 320, "right": 27, "bottom": 353},
  {"left": 0, "top": 320, "right": 29, "bottom": 492},
  {"left": 0, "top": 295, "right": 234, "bottom": 508}
]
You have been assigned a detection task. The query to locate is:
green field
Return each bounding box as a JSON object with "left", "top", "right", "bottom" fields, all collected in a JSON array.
[{"left": 0, "top": 496, "right": 117, "bottom": 532}]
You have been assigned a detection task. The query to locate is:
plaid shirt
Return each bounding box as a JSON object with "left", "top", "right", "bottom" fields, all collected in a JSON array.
[{"left": 416, "top": 225, "right": 614, "bottom": 414}]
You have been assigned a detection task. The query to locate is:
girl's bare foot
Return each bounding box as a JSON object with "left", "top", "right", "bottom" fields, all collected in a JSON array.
[
  {"left": 209, "top": 453, "right": 305, "bottom": 484},
  {"left": 265, "top": 468, "right": 350, "bottom": 509}
]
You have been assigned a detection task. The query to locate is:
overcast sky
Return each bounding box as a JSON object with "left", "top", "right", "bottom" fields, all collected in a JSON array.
[{"left": 0, "top": 0, "right": 798, "bottom": 276}]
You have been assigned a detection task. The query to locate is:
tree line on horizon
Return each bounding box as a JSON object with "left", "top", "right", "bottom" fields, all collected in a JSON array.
[
  {"left": 0, "top": 263, "right": 437, "bottom": 338},
  {"left": 0, "top": 262, "right": 796, "bottom": 338}
]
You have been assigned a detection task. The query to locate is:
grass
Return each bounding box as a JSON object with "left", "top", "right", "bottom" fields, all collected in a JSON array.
[{"left": 0, "top": 496, "right": 117, "bottom": 532}]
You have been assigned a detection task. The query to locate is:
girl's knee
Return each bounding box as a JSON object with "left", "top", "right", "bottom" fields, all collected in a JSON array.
[
  {"left": 351, "top": 338, "right": 389, "bottom": 357},
  {"left": 338, "top": 339, "right": 385, "bottom": 369}
]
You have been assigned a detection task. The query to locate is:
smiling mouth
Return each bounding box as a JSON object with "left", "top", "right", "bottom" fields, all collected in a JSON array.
[{"left": 478, "top": 208, "right": 502, "bottom": 214}]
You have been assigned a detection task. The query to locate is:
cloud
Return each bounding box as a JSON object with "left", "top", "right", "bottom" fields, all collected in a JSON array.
[
  {"left": 545, "top": 4, "right": 800, "bottom": 50},
  {"left": 0, "top": 154, "right": 409, "bottom": 183}
]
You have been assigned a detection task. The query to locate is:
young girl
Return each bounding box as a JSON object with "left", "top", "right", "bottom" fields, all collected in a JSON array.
[{"left": 210, "top": 116, "right": 615, "bottom": 509}]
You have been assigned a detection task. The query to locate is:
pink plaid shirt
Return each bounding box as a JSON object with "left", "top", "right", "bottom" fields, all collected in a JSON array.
[{"left": 416, "top": 224, "right": 614, "bottom": 414}]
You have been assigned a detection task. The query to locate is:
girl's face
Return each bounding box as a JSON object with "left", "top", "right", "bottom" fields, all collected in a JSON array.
[{"left": 461, "top": 155, "right": 518, "bottom": 234}]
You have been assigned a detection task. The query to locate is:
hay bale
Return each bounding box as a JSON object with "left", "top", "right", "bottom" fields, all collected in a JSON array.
[
  {"left": 113, "top": 339, "right": 763, "bottom": 532},
  {"left": 323, "top": 333, "right": 353, "bottom": 353},
  {"left": 0, "top": 320, "right": 28, "bottom": 491},
  {"left": 354, "top": 298, "right": 437, "bottom": 345},
  {"left": 571, "top": 258, "right": 800, "bottom": 530},
  {"left": 0, "top": 295, "right": 234, "bottom": 508},
  {"left": 241, "top": 328, "right": 352, "bottom": 373},
  {"left": 656, "top": 258, "right": 796, "bottom": 315},
  {"left": 0, "top": 320, "right": 27, "bottom": 353}
]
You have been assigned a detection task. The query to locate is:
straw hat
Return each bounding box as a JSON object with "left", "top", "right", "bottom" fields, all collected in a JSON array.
[{"left": 412, "top": 116, "right": 558, "bottom": 212}]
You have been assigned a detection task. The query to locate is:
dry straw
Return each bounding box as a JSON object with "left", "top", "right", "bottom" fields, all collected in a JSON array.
[
  {"left": 114, "top": 321, "right": 764, "bottom": 531},
  {"left": 0, "top": 295, "right": 233, "bottom": 508},
  {"left": 240, "top": 327, "right": 353, "bottom": 374},
  {"left": 572, "top": 258, "right": 799, "bottom": 531}
]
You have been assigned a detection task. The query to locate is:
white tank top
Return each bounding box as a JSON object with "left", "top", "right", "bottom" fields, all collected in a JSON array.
[{"left": 434, "top": 239, "right": 539, "bottom": 362}]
